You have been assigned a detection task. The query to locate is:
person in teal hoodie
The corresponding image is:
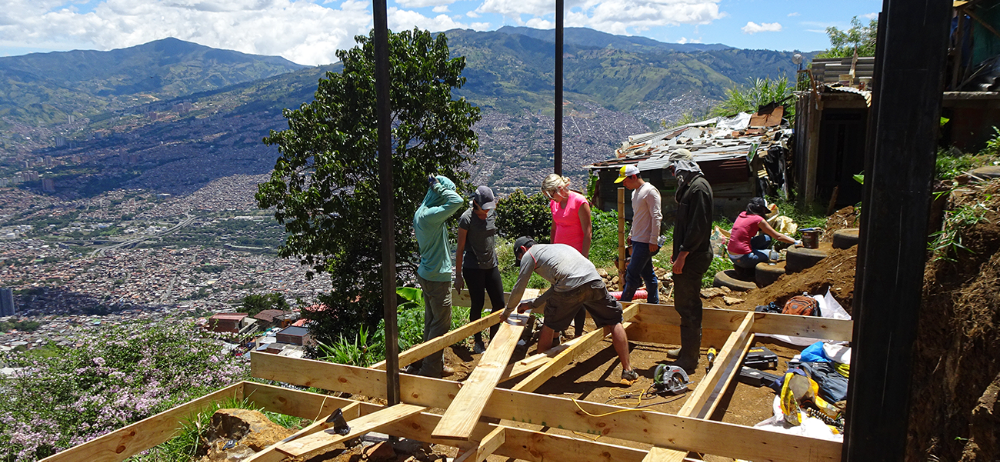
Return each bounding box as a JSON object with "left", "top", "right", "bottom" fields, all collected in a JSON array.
[{"left": 413, "top": 174, "right": 464, "bottom": 378}]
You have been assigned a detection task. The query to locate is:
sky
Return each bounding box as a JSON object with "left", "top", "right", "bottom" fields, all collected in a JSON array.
[{"left": 0, "top": 0, "right": 882, "bottom": 66}]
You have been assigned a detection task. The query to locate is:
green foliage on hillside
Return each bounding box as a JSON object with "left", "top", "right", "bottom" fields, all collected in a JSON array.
[
  {"left": 444, "top": 29, "right": 806, "bottom": 114},
  {"left": 0, "top": 320, "right": 247, "bottom": 461},
  {"left": 257, "top": 29, "right": 481, "bottom": 345}
]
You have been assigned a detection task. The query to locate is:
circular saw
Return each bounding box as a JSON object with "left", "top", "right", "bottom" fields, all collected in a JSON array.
[{"left": 653, "top": 364, "right": 691, "bottom": 394}]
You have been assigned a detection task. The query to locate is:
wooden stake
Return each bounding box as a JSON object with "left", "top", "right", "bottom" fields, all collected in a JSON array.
[{"left": 275, "top": 403, "right": 425, "bottom": 457}]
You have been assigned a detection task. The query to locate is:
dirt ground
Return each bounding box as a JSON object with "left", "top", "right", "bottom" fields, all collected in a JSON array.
[{"left": 314, "top": 181, "right": 999, "bottom": 461}]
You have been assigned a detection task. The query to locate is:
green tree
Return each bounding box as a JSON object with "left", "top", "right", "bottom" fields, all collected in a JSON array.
[
  {"left": 256, "top": 28, "right": 480, "bottom": 345},
  {"left": 817, "top": 16, "right": 878, "bottom": 58},
  {"left": 710, "top": 76, "right": 794, "bottom": 121},
  {"left": 241, "top": 293, "right": 290, "bottom": 317},
  {"left": 495, "top": 189, "right": 552, "bottom": 242}
]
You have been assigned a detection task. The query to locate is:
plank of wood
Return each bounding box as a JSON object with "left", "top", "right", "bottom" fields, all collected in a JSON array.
[
  {"left": 251, "top": 355, "right": 842, "bottom": 461},
  {"left": 40, "top": 383, "right": 243, "bottom": 462},
  {"left": 372, "top": 288, "right": 540, "bottom": 370},
  {"left": 625, "top": 322, "right": 731, "bottom": 348},
  {"left": 276, "top": 403, "right": 425, "bottom": 457},
  {"left": 454, "top": 426, "right": 506, "bottom": 462},
  {"left": 372, "top": 309, "right": 505, "bottom": 370},
  {"left": 512, "top": 303, "right": 638, "bottom": 392},
  {"left": 246, "top": 383, "right": 648, "bottom": 462},
  {"left": 643, "top": 313, "right": 755, "bottom": 462},
  {"left": 500, "top": 334, "right": 586, "bottom": 381},
  {"left": 635, "top": 305, "right": 853, "bottom": 342},
  {"left": 243, "top": 382, "right": 357, "bottom": 421},
  {"left": 678, "top": 312, "right": 755, "bottom": 418},
  {"left": 431, "top": 316, "right": 527, "bottom": 440},
  {"left": 244, "top": 402, "right": 362, "bottom": 462}
]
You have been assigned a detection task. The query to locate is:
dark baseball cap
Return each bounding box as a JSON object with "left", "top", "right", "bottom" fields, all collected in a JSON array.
[
  {"left": 513, "top": 236, "right": 535, "bottom": 257},
  {"left": 472, "top": 185, "right": 497, "bottom": 210}
]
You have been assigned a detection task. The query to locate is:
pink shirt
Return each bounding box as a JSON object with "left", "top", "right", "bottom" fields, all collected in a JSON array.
[
  {"left": 727, "top": 211, "right": 763, "bottom": 255},
  {"left": 550, "top": 191, "right": 588, "bottom": 254}
]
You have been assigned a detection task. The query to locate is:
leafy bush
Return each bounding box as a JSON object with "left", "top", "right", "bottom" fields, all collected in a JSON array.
[
  {"left": 0, "top": 320, "right": 248, "bottom": 461},
  {"left": 590, "top": 208, "right": 622, "bottom": 268},
  {"left": 710, "top": 77, "right": 794, "bottom": 122},
  {"left": 495, "top": 189, "right": 552, "bottom": 241}
]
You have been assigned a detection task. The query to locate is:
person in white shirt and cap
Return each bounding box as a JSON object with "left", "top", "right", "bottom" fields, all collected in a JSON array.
[{"left": 615, "top": 164, "right": 662, "bottom": 305}]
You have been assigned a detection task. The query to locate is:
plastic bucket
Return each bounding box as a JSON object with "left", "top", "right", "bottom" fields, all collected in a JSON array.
[{"left": 802, "top": 230, "right": 820, "bottom": 249}]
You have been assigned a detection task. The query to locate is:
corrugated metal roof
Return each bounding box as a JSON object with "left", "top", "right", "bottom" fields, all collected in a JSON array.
[{"left": 590, "top": 111, "right": 783, "bottom": 172}]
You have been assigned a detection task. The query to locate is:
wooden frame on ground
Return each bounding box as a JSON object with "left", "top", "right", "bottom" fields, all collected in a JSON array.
[{"left": 43, "top": 302, "right": 850, "bottom": 462}]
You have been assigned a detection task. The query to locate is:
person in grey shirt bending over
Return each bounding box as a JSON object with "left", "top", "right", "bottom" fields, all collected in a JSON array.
[{"left": 506, "top": 237, "right": 639, "bottom": 385}]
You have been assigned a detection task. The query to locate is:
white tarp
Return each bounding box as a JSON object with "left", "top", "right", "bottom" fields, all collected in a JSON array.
[{"left": 715, "top": 112, "right": 752, "bottom": 131}]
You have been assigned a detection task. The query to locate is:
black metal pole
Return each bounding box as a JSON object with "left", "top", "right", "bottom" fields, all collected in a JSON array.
[
  {"left": 372, "top": 0, "right": 400, "bottom": 406},
  {"left": 843, "top": 1, "right": 950, "bottom": 460},
  {"left": 554, "top": 0, "right": 563, "bottom": 175}
]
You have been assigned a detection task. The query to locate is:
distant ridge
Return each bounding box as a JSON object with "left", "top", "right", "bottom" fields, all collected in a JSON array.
[
  {"left": 495, "top": 26, "right": 732, "bottom": 53},
  {"left": 0, "top": 37, "right": 306, "bottom": 126}
]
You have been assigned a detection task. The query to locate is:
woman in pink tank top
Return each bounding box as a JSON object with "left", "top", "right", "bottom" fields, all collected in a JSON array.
[
  {"left": 727, "top": 197, "right": 801, "bottom": 270},
  {"left": 541, "top": 173, "right": 592, "bottom": 338}
]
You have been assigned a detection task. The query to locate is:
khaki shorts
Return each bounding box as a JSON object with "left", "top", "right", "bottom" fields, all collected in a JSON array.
[{"left": 543, "top": 280, "right": 623, "bottom": 331}]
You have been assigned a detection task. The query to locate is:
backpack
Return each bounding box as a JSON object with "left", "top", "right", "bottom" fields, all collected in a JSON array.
[{"left": 783, "top": 295, "right": 820, "bottom": 316}]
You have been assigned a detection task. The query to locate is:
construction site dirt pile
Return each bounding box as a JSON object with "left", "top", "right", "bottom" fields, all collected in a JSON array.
[{"left": 909, "top": 180, "right": 1000, "bottom": 462}]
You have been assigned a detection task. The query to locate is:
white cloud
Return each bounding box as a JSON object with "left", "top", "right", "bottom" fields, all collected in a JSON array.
[
  {"left": 387, "top": 7, "right": 470, "bottom": 32},
  {"left": 677, "top": 36, "right": 700, "bottom": 44},
  {"left": 0, "top": 0, "right": 374, "bottom": 65},
  {"left": 469, "top": 21, "right": 491, "bottom": 30},
  {"left": 395, "top": 0, "right": 457, "bottom": 9},
  {"left": 465, "top": 10, "right": 480, "bottom": 18},
  {"left": 787, "top": 12, "right": 799, "bottom": 17},
  {"left": 476, "top": 0, "right": 724, "bottom": 33},
  {"left": 432, "top": 5, "right": 448, "bottom": 13},
  {"left": 862, "top": 12, "right": 878, "bottom": 20},
  {"left": 525, "top": 18, "right": 553, "bottom": 29},
  {"left": 741, "top": 21, "right": 781, "bottom": 34}
]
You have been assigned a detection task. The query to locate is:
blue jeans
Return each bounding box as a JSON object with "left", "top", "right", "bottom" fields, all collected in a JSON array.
[
  {"left": 621, "top": 241, "right": 659, "bottom": 304},
  {"left": 731, "top": 234, "right": 772, "bottom": 269}
]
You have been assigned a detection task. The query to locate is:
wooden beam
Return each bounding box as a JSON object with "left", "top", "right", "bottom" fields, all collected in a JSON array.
[
  {"left": 642, "top": 313, "right": 755, "bottom": 462},
  {"left": 679, "top": 313, "right": 755, "bottom": 419},
  {"left": 244, "top": 402, "right": 363, "bottom": 462},
  {"left": 634, "top": 305, "right": 853, "bottom": 342},
  {"left": 252, "top": 354, "right": 841, "bottom": 461},
  {"left": 246, "top": 383, "right": 649, "bottom": 462},
  {"left": 371, "top": 309, "right": 505, "bottom": 370},
  {"left": 512, "top": 303, "right": 638, "bottom": 392},
  {"left": 966, "top": 9, "right": 1000, "bottom": 40},
  {"left": 40, "top": 383, "right": 244, "bottom": 462},
  {"left": 625, "top": 322, "right": 731, "bottom": 348},
  {"left": 275, "top": 403, "right": 425, "bottom": 457},
  {"left": 371, "top": 288, "right": 539, "bottom": 370},
  {"left": 454, "top": 426, "right": 506, "bottom": 462},
  {"left": 501, "top": 334, "right": 587, "bottom": 381},
  {"left": 432, "top": 314, "right": 528, "bottom": 440},
  {"left": 243, "top": 382, "right": 362, "bottom": 420}
]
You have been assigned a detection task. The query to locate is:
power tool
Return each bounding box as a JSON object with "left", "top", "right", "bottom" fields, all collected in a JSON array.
[
  {"left": 653, "top": 364, "right": 691, "bottom": 394},
  {"left": 705, "top": 347, "right": 717, "bottom": 373},
  {"left": 744, "top": 346, "right": 778, "bottom": 370}
]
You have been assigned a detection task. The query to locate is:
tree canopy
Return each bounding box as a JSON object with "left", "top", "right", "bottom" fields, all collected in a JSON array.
[
  {"left": 817, "top": 16, "right": 878, "bottom": 59},
  {"left": 256, "top": 28, "right": 481, "bottom": 343}
]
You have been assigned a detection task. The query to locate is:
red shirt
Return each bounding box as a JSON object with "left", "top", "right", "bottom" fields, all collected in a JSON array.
[{"left": 727, "top": 211, "right": 763, "bottom": 254}]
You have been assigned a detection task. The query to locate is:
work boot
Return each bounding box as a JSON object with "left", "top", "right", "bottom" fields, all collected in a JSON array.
[
  {"left": 666, "top": 347, "right": 681, "bottom": 359},
  {"left": 473, "top": 340, "right": 487, "bottom": 354},
  {"left": 671, "top": 326, "right": 702, "bottom": 374}
]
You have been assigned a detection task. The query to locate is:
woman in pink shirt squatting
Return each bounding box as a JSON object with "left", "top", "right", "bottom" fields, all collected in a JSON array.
[
  {"left": 727, "top": 197, "right": 801, "bottom": 273},
  {"left": 541, "top": 174, "right": 592, "bottom": 339}
]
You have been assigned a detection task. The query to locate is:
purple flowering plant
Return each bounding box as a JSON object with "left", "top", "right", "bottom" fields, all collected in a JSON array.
[{"left": 0, "top": 319, "right": 248, "bottom": 461}]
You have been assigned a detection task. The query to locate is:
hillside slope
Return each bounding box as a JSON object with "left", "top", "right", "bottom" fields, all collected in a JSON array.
[{"left": 0, "top": 38, "right": 306, "bottom": 127}]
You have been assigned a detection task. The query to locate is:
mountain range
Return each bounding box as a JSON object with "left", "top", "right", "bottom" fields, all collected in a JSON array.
[{"left": 0, "top": 28, "right": 814, "bottom": 197}]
